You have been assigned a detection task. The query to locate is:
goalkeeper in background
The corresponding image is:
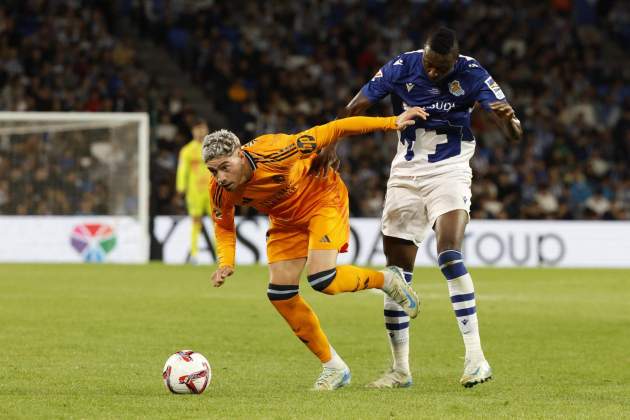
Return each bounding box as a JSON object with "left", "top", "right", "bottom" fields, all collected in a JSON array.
[{"left": 176, "top": 118, "right": 210, "bottom": 264}]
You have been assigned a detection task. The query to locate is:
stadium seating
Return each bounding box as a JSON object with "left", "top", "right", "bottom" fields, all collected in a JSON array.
[{"left": 1, "top": 1, "right": 629, "bottom": 219}]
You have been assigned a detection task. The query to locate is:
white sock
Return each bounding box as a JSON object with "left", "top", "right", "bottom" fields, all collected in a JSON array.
[
  {"left": 323, "top": 346, "right": 346, "bottom": 369},
  {"left": 383, "top": 270, "right": 412, "bottom": 373},
  {"left": 438, "top": 250, "right": 485, "bottom": 363}
]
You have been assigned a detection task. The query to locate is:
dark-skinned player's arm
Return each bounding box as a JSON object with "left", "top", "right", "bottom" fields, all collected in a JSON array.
[
  {"left": 489, "top": 101, "right": 522, "bottom": 141},
  {"left": 475, "top": 72, "right": 522, "bottom": 142}
]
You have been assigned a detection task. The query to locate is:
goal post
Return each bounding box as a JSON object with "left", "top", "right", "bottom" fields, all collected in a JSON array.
[{"left": 0, "top": 112, "right": 150, "bottom": 263}]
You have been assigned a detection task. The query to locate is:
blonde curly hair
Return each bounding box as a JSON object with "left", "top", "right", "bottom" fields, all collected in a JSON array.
[{"left": 202, "top": 129, "right": 241, "bottom": 162}]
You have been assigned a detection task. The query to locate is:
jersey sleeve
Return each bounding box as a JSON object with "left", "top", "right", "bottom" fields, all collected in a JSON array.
[
  {"left": 360, "top": 55, "right": 402, "bottom": 103},
  {"left": 474, "top": 69, "right": 508, "bottom": 111},
  {"left": 176, "top": 146, "right": 190, "bottom": 194},
  {"left": 209, "top": 181, "right": 236, "bottom": 267},
  {"left": 292, "top": 116, "right": 399, "bottom": 157}
]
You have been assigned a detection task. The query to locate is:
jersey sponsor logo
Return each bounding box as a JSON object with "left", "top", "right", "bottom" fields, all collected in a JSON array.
[
  {"left": 406, "top": 82, "right": 414, "bottom": 92},
  {"left": 448, "top": 80, "right": 465, "bottom": 96},
  {"left": 319, "top": 234, "right": 331, "bottom": 243},
  {"left": 425, "top": 101, "right": 456, "bottom": 112},
  {"left": 484, "top": 76, "right": 505, "bottom": 100},
  {"left": 371, "top": 69, "right": 383, "bottom": 81},
  {"left": 296, "top": 135, "right": 317, "bottom": 155},
  {"left": 393, "top": 58, "right": 403, "bottom": 65},
  {"left": 428, "top": 87, "right": 440, "bottom": 95}
]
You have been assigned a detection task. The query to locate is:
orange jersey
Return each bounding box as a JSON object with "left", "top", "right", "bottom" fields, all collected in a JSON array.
[{"left": 209, "top": 116, "right": 398, "bottom": 267}]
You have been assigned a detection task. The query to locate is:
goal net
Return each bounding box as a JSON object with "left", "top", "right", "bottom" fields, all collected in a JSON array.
[{"left": 0, "top": 112, "right": 149, "bottom": 263}]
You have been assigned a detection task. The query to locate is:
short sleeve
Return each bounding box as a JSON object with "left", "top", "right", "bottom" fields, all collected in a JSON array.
[
  {"left": 476, "top": 73, "right": 507, "bottom": 111},
  {"left": 360, "top": 55, "right": 401, "bottom": 103}
]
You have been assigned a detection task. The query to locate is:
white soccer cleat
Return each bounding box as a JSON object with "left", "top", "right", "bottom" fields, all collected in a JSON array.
[
  {"left": 381, "top": 266, "right": 420, "bottom": 319},
  {"left": 313, "top": 365, "right": 351, "bottom": 391},
  {"left": 366, "top": 369, "right": 413, "bottom": 389},
  {"left": 460, "top": 359, "right": 492, "bottom": 388}
]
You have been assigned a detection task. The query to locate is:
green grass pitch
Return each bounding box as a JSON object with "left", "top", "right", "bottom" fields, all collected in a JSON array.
[{"left": 1, "top": 264, "right": 629, "bottom": 419}]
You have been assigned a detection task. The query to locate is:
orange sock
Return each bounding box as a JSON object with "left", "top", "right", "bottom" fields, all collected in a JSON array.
[
  {"left": 267, "top": 284, "right": 332, "bottom": 363},
  {"left": 307, "top": 266, "right": 384, "bottom": 295}
]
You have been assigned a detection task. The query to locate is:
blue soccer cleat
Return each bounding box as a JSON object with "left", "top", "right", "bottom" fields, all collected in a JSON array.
[
  {"left": 460, "top": 359, "right": 492, "bottom": 388},
  {"left": 313, "top": 365, "right": 352, "bottom": 391},
  {"left": 381, "top": 266, "right": 420, "bottom": 319}
]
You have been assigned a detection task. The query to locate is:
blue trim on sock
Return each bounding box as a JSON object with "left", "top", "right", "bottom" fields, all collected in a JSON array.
[
  {"left": 454, "top": 306, "right": 477, "bottom": 317},
  {"left": 441, "top": 262, "right": 468, "bottom": 280},
  {"left": 450, "top": 292, "right": 475, "bottom": 303},
  {"left": 384, "top": 309, "right": 408, "bottom": 318},
  {"left": 437, "top": 250, "right": 462, "bottom": 265},
  {"left": 385, "top": 322, "right": 410, "bottom": 330}
]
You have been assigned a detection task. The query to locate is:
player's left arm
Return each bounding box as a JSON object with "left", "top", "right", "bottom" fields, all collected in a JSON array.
[
  {"left": 295, "top": 108, "right": 425, "bottom": 157},
  {"left": 489, "top": 101, "right": 522, "bottom": 141},
  {"left": 476, "top": 73, "right": 522, "bottom": 141}
]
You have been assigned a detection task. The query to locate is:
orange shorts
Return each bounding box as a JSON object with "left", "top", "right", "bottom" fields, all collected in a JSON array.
[{"left": 266, "top": 204, "right": 350, "bottom": 264}]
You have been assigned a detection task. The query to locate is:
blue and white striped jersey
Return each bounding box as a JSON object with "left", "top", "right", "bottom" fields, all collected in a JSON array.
[{"left": 362, "top": 49, "right": 506, "bottom": 177}]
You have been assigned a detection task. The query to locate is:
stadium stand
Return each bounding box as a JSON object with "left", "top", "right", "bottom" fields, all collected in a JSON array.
[{"left": 1, "top": 0, "right": 629, "bottom": 219}]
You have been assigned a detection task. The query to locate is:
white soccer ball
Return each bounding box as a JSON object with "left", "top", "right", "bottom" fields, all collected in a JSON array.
[{"left": 162, "top": 350, "right": 211, "bottom": 394}]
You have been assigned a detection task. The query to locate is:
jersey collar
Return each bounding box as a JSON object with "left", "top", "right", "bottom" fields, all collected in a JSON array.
[{"left": 242, "top": 150, "right": 257, "bottom": 171}]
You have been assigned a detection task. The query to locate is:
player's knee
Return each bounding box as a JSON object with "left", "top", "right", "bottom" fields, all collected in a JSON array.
[
  {"left": 307, "top": 268, "right": 337, "bottom": 294},
  {"left": 267, "top": 283, "right": 299, "bottom": 302},
  {"left": 436, "top": 237, "right": 462, "bottom": 254}
]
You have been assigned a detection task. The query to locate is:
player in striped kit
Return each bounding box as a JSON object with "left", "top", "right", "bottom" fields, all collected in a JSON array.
[{"left": 314, "top": 27, "right": 522, "bottom": 388}]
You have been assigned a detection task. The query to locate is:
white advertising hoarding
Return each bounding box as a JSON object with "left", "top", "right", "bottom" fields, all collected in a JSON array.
[
  {"left": 0, "top": 216, "right": 148, "bottom": 263},
  {"left": 154, "top": 216, "right": 630, "bottom": 268}
]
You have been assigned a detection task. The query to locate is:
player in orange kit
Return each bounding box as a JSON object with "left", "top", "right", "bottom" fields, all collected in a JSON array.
[{"left": 204, "top": 107, "right": 427, "bottom": 390}]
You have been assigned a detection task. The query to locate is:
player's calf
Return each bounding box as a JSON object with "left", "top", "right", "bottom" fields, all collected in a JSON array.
[
  {"left": 267, "top": 284, "right": 332, "bottom": 363},
  {"left": 307, "top": 265, "right": 385, "bottom": 295}
]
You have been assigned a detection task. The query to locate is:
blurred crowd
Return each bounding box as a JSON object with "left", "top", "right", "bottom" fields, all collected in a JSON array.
[
  {"left": 0, "top": 0, "right": 198, "bottom": 215},
  {"left": 2, "top": 0, "right": 630, "bottom": 220}
]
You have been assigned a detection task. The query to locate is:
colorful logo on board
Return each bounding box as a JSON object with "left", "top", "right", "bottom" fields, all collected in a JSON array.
[{"left": 70, "top": 223, "right": 117, "bottom": 262}]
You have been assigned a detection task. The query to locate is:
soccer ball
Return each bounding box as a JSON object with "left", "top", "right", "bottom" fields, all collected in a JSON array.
[{"left": 162, "top": 350, "right": 211, "bottom": 394}]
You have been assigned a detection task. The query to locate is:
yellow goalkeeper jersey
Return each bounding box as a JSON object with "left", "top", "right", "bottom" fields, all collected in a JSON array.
[{"left": 176, "top": 139, "right": 210, "bottom": 198}]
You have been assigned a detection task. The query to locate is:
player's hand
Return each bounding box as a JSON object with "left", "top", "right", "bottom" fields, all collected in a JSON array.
[
  {"left": 490, "top": 101, "right": 522, "bottom": 140},
  {"left": 308, "top": 144, "right": 340, "bottom": 177},
  {"left": 395, "top": 107, "right": 428, "bottom": 130},
  {"left": 489, "top": 101, "right": 515, "bottom": 121},
  {"left": 211, "top": 266, "right": 234, "bottom": 287}
]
